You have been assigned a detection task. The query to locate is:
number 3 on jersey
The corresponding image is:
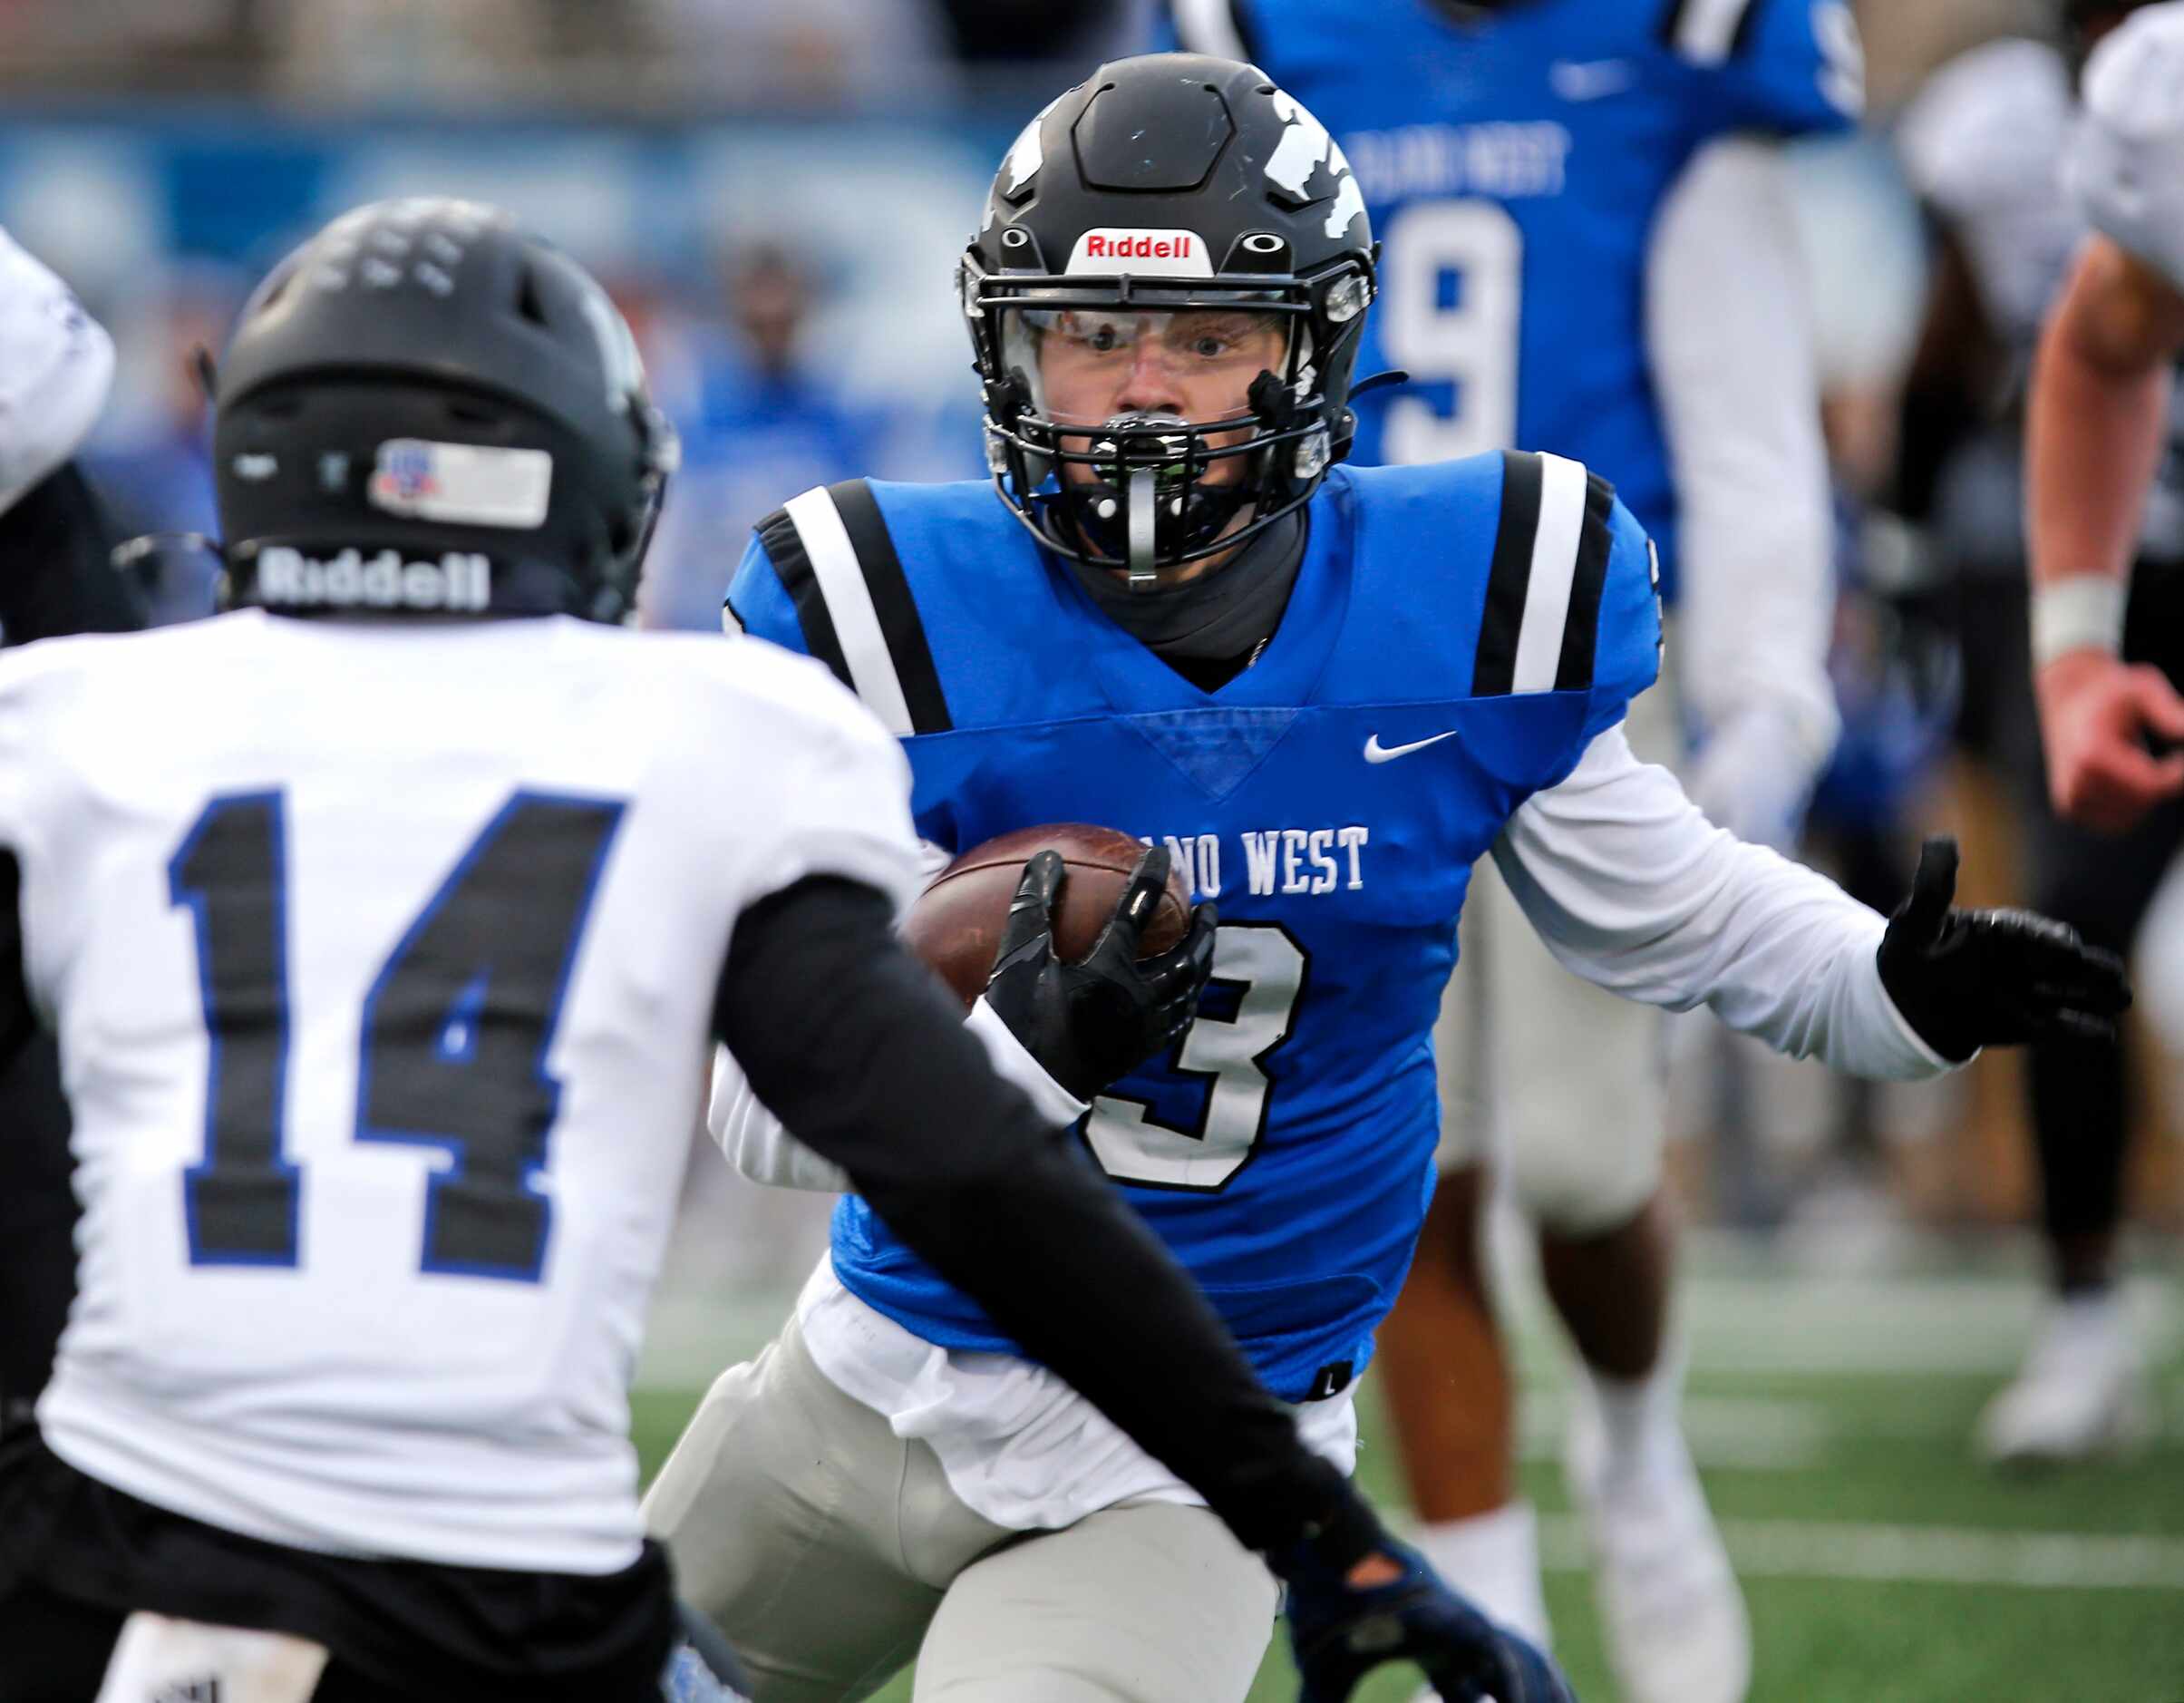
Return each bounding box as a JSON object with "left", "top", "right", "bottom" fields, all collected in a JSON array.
[
  {"left": 171, "top": 789, "right": 625, "bottom": 1280},
  {"left": 1084, "top": 924, "right": 1307, "bottom": 1192},
  {"left": 1380, "top": 200, "right": 1523, "bottom": 465}
]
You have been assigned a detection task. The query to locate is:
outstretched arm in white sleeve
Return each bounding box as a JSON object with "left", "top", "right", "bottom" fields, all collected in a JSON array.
[{"left": 1494, "top": 726, "right": 2127, "bottom": 1073}]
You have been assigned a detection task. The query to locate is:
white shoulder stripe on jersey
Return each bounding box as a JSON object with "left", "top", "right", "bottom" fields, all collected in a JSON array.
[
  {"left": 1170, "top": 0, "right": 1250, "bottom": 62},
  {"left": 781, "top": 485, "right": 917, "bottom": 737},
  {"left": 1671, "top": 0, "right": 1760, "bottom": 64},
  {"left": 1509, "top": 453, "right": 1592, "bottom": 695}
]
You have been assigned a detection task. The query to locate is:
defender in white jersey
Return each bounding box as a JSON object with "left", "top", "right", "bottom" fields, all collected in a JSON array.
[{"left": 0, "top": 200, "right": 1558, "bottom": 1703}]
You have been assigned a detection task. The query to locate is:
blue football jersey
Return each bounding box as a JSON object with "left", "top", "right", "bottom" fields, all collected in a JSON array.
[
  {"left": 726, "top": 457, "right": 1661, "bottom": 1399},
  {"left": 1160, "top": 0, "right": 1862, "bottom": 599}
]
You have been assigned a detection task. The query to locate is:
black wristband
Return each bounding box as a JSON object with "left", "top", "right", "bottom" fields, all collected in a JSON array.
[
  {"left": 1295, "top": 1481, "right": 1388, "bottom": 1577},
  {"left": 1238, "top": 1453, "right": 1385, "bottom": 1575}
]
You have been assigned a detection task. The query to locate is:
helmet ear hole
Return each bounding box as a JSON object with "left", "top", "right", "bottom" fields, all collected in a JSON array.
[
  {"left": 256, "top": 268, "right": 297, "bottom": 316},
  {"left": 514, "top": 268, "right": 550, "bottom": 329}
]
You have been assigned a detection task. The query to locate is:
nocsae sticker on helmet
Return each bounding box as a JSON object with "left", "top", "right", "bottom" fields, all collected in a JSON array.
[{"left": 368, "top": 439, "right": 555, "bottom": 530}]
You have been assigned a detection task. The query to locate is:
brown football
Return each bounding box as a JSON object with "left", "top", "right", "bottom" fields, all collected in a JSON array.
[{"left": 905, "top": 823, "right": 1193, "bottom": 1010}]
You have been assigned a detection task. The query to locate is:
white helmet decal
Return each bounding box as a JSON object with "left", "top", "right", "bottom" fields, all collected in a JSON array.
[
  {"left": 1266, "top": 91, "right": 1368, "bottom": 241},
  {"left": 1005, "top": 95, "right": 1065, "bottom": 198}
]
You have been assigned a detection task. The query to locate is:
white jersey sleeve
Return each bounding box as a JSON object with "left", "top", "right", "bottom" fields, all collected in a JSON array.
[
  {"left": 0, "top": 227, "right": 114, "bottom": 515},
  {"left": 724, "top": 638, "right": 925, "bottom": 913},
  {"left": 2067, "top": 1, "right": 2184, "bottom": 293},
  {"left": 1645, "top": 135, "right": 1839, "bottom": 847},
  {"left": 1491, "top": 725, "right": 1951, "bottom": 1081}
]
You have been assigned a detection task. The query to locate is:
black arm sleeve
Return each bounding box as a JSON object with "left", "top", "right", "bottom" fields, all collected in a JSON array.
[
  {"left": 0, "top": 851, "right": 70, "bottom": 1426},
  {"left": 0, "top": 463, "right": 147, "bottom": 646},
  {"left": 0, "top": 855, "right": 31, "bottom": 1061},
  {"left": 0, "top": 461, "right": 132, "bottom": 1424},
  {"left": 712, "top": 875, "right": 1372, "bottom": 1562}
]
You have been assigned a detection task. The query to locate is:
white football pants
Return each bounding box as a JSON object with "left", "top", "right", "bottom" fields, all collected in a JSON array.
[{"left": 644, "top": 1310, "right": 1279, "bottom": 1703}]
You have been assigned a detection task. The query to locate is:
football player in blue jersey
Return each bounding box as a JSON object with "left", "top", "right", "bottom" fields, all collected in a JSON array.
[
  {"left": 644, "top": 55, "right": 2125, "bottom": 1703},
  {"left": 1157, "top": 4, "right": 1861, "bottom": 1695}
]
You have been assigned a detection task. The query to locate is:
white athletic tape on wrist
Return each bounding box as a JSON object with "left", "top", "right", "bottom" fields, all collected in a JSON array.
[{"left": 2031, "top": 575, "right": 2127, "bottom": 668}]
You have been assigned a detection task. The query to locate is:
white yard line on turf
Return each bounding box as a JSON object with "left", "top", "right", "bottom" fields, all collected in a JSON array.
[
  {"left": 1519, "top": 1390, "right": 2184, "bottom": 1462},
  {"left": 1519, "top": 1395, "right": 1830, "bottom": 1470},
  {"left": 1507, "top": 1273, "right": 2179, "bottom": 1379},
  {"left": 1538, "top": 1515, "right": 2184, "bottom": 1590}
]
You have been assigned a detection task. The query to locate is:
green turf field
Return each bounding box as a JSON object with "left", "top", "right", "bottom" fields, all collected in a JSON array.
[{"left": 632, "top": 1257, "right": 2184, "bottom": 1701}]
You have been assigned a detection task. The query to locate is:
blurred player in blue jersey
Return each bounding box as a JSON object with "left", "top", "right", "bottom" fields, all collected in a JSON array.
[
  {"left": 1158, "top": 4, "right": 1861, "bottom": 1695},
  {"left": 644, "top": 54, "right": 2123, "bottom": 1703}
]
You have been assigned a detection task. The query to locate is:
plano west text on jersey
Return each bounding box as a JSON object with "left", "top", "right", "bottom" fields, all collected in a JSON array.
[{"left": 1136, "top": 826, "right": 1370, "bottom": 901}]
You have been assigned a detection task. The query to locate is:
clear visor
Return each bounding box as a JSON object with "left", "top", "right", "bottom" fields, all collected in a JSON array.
[{"left": 1001, "top": 303, "right": 1295, "bottom": 430}]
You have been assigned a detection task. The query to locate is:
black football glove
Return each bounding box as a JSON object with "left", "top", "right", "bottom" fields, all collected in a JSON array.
[
  {"left": 1275, "top": 1514, "right": 1574, "bottom": 1703},
  {"left": 982, "top": 844, "right": 1217, "bottom": 1102},
  {"left": 1878, "top": 837, "right": 2130, "bottom": 1063}
]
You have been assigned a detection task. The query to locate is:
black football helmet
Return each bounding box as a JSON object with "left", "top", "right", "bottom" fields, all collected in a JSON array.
[
  {"left": 211, "top": 199, "right": 676, "bottom": 623},
  {"left": 961, "top": 54, "right": 1377, "bottom": 583}
]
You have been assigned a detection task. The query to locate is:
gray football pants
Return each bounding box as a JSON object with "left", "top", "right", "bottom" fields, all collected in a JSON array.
[{"left": 643, "top": 1311, "right": 1279, "bottom": 1702}]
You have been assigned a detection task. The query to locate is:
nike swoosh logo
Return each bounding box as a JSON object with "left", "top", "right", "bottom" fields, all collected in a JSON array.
[
  {"left": 1364, "top": 731, "right": 1460, "bottom": 764},
  {"left": 1551, "top": 58, "right": 1636, "bottom": 102}
]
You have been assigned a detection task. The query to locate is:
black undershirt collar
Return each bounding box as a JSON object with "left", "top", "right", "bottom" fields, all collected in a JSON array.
[{"left": 1062, "top": 511, "right": 1308, "bottom": 693}]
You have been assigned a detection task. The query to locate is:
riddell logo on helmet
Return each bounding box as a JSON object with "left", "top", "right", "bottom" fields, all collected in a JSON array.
[
  {"left": 255, "top": 546, "right": 491, "bottom": 612},
  {"left": 1065, "top": 229, "right": 1213, "bottom": 278},
  {"left": 1085, "top": 233, "right": 1192, "bottom": 260}
]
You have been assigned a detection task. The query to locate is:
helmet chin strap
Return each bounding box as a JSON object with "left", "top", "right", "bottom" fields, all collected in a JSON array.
[{"left": 1127, "top": 467, "right": 1160, "bottom": 589}]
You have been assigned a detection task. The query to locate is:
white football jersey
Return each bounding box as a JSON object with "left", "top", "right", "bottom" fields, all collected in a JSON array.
[
  {"left": 2068, "top": 1, "right": 2184, "bottom": 293},
  {"left": 1, "top": 609, "right": 918, "bottom": 1574}
]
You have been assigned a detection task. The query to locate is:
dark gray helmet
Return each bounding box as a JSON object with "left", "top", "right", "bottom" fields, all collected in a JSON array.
[
  {"left": 961, "top": 54, "right": 1376, "bottom": 582},
  {"left": 212, "top": 199, "right": 676, "bottom": 623}
]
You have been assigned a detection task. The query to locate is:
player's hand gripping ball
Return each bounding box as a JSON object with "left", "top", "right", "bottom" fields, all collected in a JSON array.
[
  {"left": 907, "top": 824, "right": 1194, "bottom": 1005},
  {"left": 908, "top": 825, "right": 1213, "bottom": 1102}
]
